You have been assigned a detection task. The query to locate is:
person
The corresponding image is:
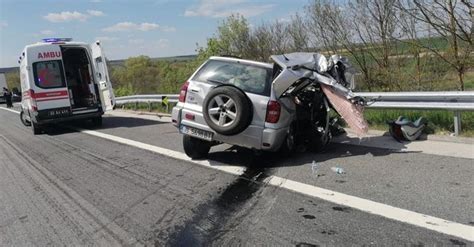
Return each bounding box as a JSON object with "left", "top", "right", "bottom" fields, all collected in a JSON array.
[{"left": 3, "top": 87, "right": 12, "bottom": 108}]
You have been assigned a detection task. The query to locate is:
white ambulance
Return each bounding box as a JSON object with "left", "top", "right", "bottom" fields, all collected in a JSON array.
[{"left": 18, "top": 38, "right": 115, "bottom": 134}]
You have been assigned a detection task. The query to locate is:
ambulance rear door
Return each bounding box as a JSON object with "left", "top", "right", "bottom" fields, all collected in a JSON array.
[
  {"left": 28, "top": 44, "right": 72, "bottom": 118},
  {"left": 91, "top": 41, "right": 115, "bottom": 112}
]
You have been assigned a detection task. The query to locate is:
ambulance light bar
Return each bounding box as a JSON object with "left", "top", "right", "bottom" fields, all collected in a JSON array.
[{"left": 42, "top": 38, "right": 73, "bottom": 43}]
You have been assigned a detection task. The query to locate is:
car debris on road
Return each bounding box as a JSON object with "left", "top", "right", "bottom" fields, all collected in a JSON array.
[{"left": 331, "top": 167, "right": 346, "bottom": 174}]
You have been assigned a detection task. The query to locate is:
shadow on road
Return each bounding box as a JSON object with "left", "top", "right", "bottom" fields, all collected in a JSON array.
[
  {"left": 204, "top": 135, "right": 417, "bottom": 169},
  {"left": 99, "top": 116, "right": 168, "bottom": 129},
  {"left": 41, "top": 116, "right": 165, "bottom": 136}
]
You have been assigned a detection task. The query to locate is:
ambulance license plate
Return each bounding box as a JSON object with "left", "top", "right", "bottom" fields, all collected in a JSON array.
[
  {"left": 180, "top": 125, "right": 213, "bottom": 141},
  {"left": 47, "top": 108, "right": 70, "bottom": 117}
]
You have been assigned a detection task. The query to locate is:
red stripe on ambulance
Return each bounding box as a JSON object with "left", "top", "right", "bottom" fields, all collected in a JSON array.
[
  {"left": 36, "top": 96, "right": 69, "bottom": 102},
  {"left": 24, "top": 90, "right": 69, "bottom": 101},
  {"left": 34, "top": 90, "right": 68, "bottom": 99}
]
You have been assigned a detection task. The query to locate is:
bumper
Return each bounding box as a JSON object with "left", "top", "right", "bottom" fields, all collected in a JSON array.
[
  {"left": 173, "top": 105, "right": 288, "bottom": 152},
  {"left": 261, "top": 127, "right": 288, "bottom": 151},
  {"left": 171, "top": 106, "right": 181, "bottom": 127},
  {"left": 32, "top": 111, "right": 102, "bottom": 125}
]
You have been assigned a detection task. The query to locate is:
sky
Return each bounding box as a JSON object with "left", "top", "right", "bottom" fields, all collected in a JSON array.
[{"left": 0, "top": 0, "right": 308, "bottom": 68}]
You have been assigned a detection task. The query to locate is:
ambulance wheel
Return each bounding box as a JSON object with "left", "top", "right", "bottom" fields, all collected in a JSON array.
[
  {"left": 20, "top": 111, "right": 31, "bottom": 127},
  {"left": 31, "top": 121, "right": 42, "bottom": 135},
  {"left": 92, "top": 116, "right": 102, "bottom": 127}
]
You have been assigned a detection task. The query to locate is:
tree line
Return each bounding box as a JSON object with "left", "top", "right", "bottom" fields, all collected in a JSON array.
[
  {"left": 4, "top": 0, "right": 473, "bottom": 94},
  {"left": 191, "top": 0, "right": 472, "bottom": 92}
]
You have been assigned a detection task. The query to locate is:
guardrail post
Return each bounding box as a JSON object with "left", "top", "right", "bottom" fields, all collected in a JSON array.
[
  {"left": 148, "top": 102, "right": 152, "bottom": 112},
  {"left": 453, "top": 111, "right": 462, "bottom": 136},
  {"left": 134, "top": 102, "right": 138, "bottom": 111}
]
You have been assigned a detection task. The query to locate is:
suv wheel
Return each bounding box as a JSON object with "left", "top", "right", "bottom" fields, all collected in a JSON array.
[
  {"left": 203, "top": 86, "right": 252, "bottom": 136},
  {"left": 183, "top": 135, "right": 211, "bottom": 159}
]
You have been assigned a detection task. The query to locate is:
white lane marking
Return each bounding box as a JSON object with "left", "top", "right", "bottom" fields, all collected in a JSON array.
[
  {"left": 0, "top": 107, "right": 21, "bottom": 114},
  {"left": 1, "top": 107, "right": 473, "bottom": 241},
  {"left": 78, "top": 128, "right": 246, "bottom": 176}
]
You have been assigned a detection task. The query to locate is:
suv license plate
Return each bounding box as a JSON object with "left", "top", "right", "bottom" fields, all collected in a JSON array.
[{"left": 180, "top": 125, "right": 213, "bottom": 141}]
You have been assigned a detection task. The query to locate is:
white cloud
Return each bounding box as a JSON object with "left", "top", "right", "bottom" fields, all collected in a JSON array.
[
  {"left": 44, "top": 11, "right": 88, "bottom": 22},
  {"left": 102, "top": 22, "right": 175, "bottom": 32},
  {"left": 87, "top": 10, "right": 104, "bottom": 16},
  {"left": 129, "top": 39, "right": 145, "bottom": 44},
  {"left": 0, "top": 21, "right": 7, "bottom": 29},
  {"left": 43, "top": 10, "right": 105, "bottom": 22},
  {"left": 160, "top": 26, "right": 176, "bottom": 32},
  {"left": 96, "top": 36, "right": 118, "bottom": 42},
  {"left": 278, "top": 17, "right": 291, "bottom": 23},
  {"left": 40, "top": 30, "right": 55, "bottom": 35},
  {"left": 90, "top": 0, "right": 102, "bottom": 3},
  {"left": 157, "top": 39, "right": 169, "bottom": 48},
  {"left": 184, "top": 0, "right": 274, "bottom": 18},
  {"left": 139, "top": 22, "right": 160, "bottom": 31}
]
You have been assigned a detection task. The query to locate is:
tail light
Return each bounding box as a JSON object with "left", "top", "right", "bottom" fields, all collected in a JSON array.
[
  {"left": 28, "top": 89, "right": 38, "bottom": 112},
  {"left": 178, "top": 81, "right": 189, "bottom": 103},
  {"left": 265, "top": 100, "right": 281, "bottom": 123}
]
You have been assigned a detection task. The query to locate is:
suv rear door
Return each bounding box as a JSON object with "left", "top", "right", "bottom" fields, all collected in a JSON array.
[
  {"left": 185, "top": 59, "right": 272, "bottom": 130},
  {"left": 91, "top": 41, "right": 115, "bottom": 112}
]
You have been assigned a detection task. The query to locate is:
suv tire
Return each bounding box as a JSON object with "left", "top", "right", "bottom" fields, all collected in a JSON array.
[
  {"left": 202, "top": 86, "right": 252, "bottom": 136},
  {"left": 183, "top": 135, "right": 211, "bottom": 159}
]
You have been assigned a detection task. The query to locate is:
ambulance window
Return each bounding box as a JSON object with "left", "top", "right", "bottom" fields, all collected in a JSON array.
[
  {"left": 95, "top": 57, "right": 107, "bottom": 81},
  {"left": 33, "top": 60, "right": 65, "bottom": 89}
]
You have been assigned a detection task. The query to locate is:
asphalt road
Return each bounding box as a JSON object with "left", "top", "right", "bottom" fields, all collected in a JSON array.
[{"left": 0, "top": 107, "right": 473, "bottom": 246}]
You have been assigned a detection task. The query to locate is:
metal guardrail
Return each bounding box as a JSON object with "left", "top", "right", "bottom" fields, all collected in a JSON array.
[
  {"left": 356, "top": 91, "right": 474, "bottom": 111},
  {"left": 115, "top": 94, "right": 179, "bottom": 104},
  {"left": 355, "top": 91, "right": 474, "bottom": 135},
  {"left": 116, "top": 91, "right": 474, "bottom": 135}
]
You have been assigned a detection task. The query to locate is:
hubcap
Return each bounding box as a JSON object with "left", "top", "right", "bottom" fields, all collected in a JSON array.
[{"left": 208, "top": 95, "right": 237, "bottom": 127}]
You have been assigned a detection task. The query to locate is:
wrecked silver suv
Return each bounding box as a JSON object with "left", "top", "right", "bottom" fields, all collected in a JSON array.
[{"left": 172, "top": 53, "right": 368, "bottom": 159}]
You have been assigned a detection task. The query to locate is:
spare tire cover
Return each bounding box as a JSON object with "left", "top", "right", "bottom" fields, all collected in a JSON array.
[{"left": 202, "top": 86, "right": 252, "bottom": 136}]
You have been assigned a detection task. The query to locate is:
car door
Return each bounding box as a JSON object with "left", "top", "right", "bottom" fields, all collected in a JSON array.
[{"left": 91, "top": 41, "right": 115, "bottom": 112}]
